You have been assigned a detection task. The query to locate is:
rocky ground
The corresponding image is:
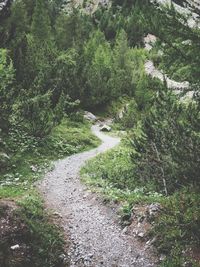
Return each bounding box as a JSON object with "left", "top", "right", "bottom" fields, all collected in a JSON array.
[{"left": 39, "top": 124, "right": 158, "bottom": 267}]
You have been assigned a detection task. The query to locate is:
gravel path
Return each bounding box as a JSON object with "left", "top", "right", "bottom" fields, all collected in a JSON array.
[{"left": 39, "top": 124, "right": 157, "bottom": 267}]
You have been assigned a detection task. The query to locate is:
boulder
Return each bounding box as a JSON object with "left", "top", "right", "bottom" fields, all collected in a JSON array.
[
  {"left": 137, "top": 232, "right": 145, "bottom": 238},
  {"left": 146, "top": 203, "right": 162, "bottom": 221},
  {"left": 100, "top": 124, "right": 111, "bottom": 132},
  {"left": 83, "top": 111, "right": 97, "bottom": 122}
]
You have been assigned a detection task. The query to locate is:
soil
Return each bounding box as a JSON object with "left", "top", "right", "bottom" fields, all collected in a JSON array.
[
  {"left": 39, "top": 124, "right": 158, "bottom": 267},
  {"left": 0, "top": 200, "right": 34, "bottom": 267}
]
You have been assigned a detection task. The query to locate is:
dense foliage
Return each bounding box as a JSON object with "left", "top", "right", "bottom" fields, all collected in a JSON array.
[
  {"left": 131, "top": 88, "right": 200, "bottom": 194},
  {"left": 1, "top": 0, "right": 200, "bottom": 266}
]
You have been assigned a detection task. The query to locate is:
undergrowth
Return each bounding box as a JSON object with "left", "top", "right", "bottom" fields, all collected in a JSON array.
[
  {"left": 0, "top": 118, "right": 100, "bottom": 198},
  {"left": 0, "top": 117, "right": 99, "bottom": 267},
  {"left": 152, "top": 189, "right": 200, "bottom": 267},
  {"left": 16, "top": 193, "right": 66, "bottom": 267},
  {"left": 81, "top": 140, "right": 164, "bottom": 205},
  {"left": 81, "top": 139, "right": 200, "bottom": 266},
  {"left": 0, "top": 192, "right": 67, "bottom": 267}
]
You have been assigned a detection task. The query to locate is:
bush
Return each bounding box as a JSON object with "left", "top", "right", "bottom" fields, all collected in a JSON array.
[
  {"left": 152, "top": 189, "right": 200, "bottom": 266},
  {"left": 118, "top": 99, "right": 138, "bottom": 129},
  {"left": 130, "top": 89, "right": 200, "bottom": 194},
  {"left": 20, "top": 92, "right": 54, "bottom": 137}
]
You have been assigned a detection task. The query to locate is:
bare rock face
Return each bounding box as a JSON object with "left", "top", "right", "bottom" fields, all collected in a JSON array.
[
  {"left": 184, "top": 0, "right": 200, "bottom": 14},
  {"left": 151, "top": 0, "right": 200, "bottom": 27}
]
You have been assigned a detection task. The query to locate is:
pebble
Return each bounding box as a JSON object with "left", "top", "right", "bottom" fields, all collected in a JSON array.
[
  {"left": 138, "top": 232, "right": 145, "bottom": 238},
  {"left": 11, "top": 244, "right": 20, "bottom": 250}
]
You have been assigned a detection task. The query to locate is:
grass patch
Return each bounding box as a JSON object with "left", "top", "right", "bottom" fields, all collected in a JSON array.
[
  {"left": 0, "top": 192, "right": 67, "bottom": 267},
  {"left": 17, "top": 193, "right": 67, "bottom": 267},
  {"left": 0, "top": 118, "right": 100, "bottom": 199},
  {"left": 81, "top": 141, "right": 164, "bottom": 206}
]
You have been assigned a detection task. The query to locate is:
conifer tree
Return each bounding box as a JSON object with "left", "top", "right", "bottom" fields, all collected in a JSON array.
[
  {"left": 31, "top": 0, "right": 51, "bottom": 41},
  {"left": 0, "top": 49, "right": 15, "bottom": 132}
]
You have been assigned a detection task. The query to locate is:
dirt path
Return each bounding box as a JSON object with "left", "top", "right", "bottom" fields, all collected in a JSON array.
[{"left": 39, "top": 124, "right": 157, "bottom": 267}]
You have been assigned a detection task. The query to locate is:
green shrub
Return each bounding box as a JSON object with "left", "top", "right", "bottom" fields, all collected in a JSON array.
[
  {"left": 82, "top": 142, "right": 135, "bottom": 190},
  {"left": 20, "top": 92, "right": 54, "bottom": 138},
  {"left": 152, "top": 189, "right": 200, "bottom": 266},
  {"left": 130, "top": 89, "right": 200, "bottom": 194}
]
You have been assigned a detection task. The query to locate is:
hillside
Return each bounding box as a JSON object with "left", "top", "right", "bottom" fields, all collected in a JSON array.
[{"left": 0, "top": 0, "right": 200, "bottom": 266}]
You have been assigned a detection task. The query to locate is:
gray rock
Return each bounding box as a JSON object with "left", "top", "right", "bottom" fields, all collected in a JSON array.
[
  {"left": 30, "top": 165, "right": 37, "bottom": 172},
  {"left": 146, "top": 203, "right": 162, "bottom": 221},
  {"left": 83, "top": 111, "right": 97, "bottom": 122},
  {"left": 137, "top": 232, "right": 145, "bottom": 238},
  {"left": 122, "top": 220, "right": 131, "bottom": 227},
  {"left": 149, "top": 203, "right": 161, "bottom": 212},
  {"left": 159, "top": 254, "right": 166, "bottom": 261},
  {"left": 11, "top": 244, "right": 20, "bottom": 250},
  {"left": 53, "top": 211, "right": 63, "bottom": 218},
  {"left": 146, "top": 237, "right": 156, "bottom": 246},
  {"left": 100, "top": 124, "right": 111, "bottom": 132},
  {"left": 122, "top": 226, "right": 128, "bottom": 235}
]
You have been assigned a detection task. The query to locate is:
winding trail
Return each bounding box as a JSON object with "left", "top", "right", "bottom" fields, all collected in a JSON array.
[{"left": 39, "top": 124, "right": 157, "bottom": 267}]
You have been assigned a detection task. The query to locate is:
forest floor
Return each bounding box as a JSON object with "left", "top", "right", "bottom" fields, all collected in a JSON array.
[{"left": 38, "top": 122, "right": 158, "bottom": 267}]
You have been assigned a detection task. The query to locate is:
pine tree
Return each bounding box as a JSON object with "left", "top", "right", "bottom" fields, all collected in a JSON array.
[
  {"left": 31, "top": 0, "right": 51, "bottom": 41},
  {"left": 113, "top": 30, "right": 129, "bottom": 69},
  {"left": 9, "top": 0, "right": 29, "bottom": 82},
  {"left": 0, "top": 49, "right": 15, "bottom": 132},
  {"left": 82, "top": 30, "right": 112, "bottom": 107},
  {"left": 110, "top": 30, "right": 136, "bottom": 97}
]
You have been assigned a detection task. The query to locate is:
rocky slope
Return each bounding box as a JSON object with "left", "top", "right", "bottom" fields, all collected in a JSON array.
[{"left": 151, "top": 0, "right": 200, "bottom": 27}]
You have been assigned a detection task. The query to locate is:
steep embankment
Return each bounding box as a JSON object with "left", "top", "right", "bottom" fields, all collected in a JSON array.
[
  {"left": 151, "top": 0, "right": 200, "bottom": 28},
  {"left": 39, "top": 124, "right": 157, "bottom": 267},
  {"left": 144, "top": 34, "right": 194, "bottom": 98}
]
